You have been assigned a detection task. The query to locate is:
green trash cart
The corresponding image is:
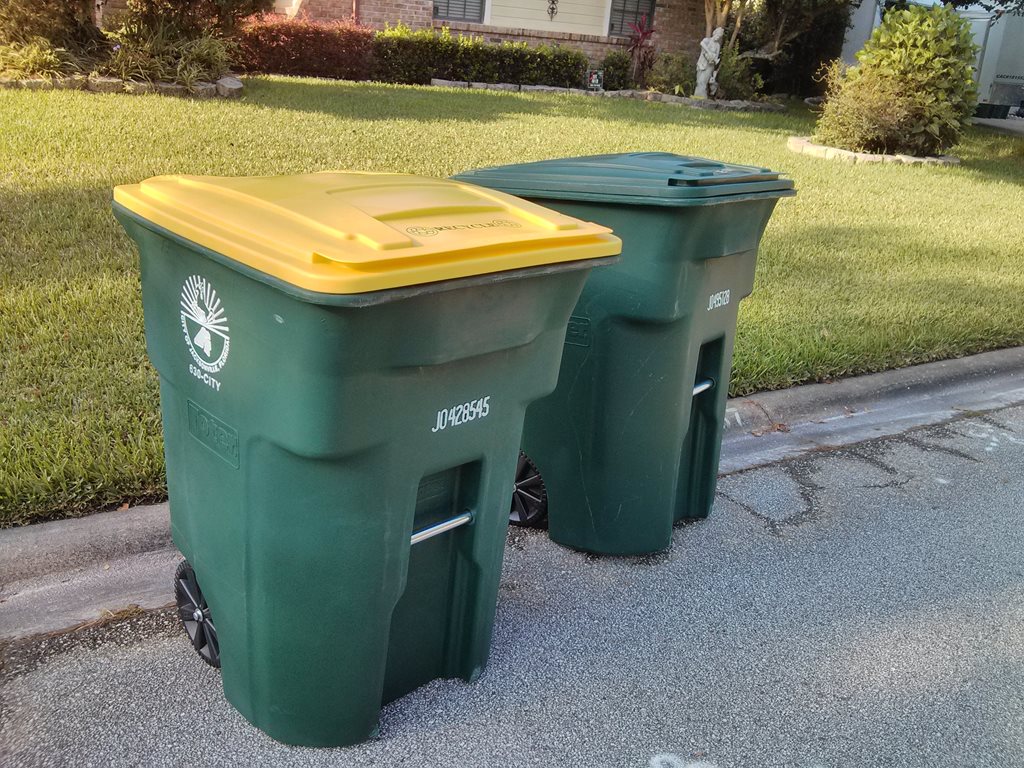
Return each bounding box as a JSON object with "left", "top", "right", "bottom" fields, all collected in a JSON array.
[
  {"left": 455, "top": 153, "right": 795, "bottom": 555},
  {"left": 113, "top": 171, "right": 620, "bottom": 747}
]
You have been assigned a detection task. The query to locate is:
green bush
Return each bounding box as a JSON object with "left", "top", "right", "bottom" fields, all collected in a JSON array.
[
  {"left": 646, "top": 52, "right": 695, "bottom": 95},
  {"left": 530, "top": 44, "right": 587, "bottom": 88},
  {"left": 373, "top": 23, "right": 448, "bottom": 84},
  {"left": 101, "top": 21, "right": 232, "bottom": 86},
  {"left": 122, "top": 0, "right": 273, "bottom": 36},
  {"left": 488, "top": 41, "right": 541, "bottom": 84},
  {"left": 0, "top": 37, "right": 81, "bottom": 78},
  {"left": 814, "top": 4, "right": 978, "bottom": 156},
  {"left": 714, "top": 44, "right": 763, "bottom": 100},
  {"left": 373, "top": 24, "right": 587, "bottom": 87},
  {"left": 600, "top": 50, "right": 632, "bottom": 91},
  {"left": 813, "top": 60, "right": 925, "bottom": 154},
  {"left": 0, "top": 0, "right": 102, "bottom": 49}
]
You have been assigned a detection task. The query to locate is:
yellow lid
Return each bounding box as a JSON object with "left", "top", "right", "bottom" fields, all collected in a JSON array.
[{"left": 114, "top": 172, "right": 621, "bottom": 294}]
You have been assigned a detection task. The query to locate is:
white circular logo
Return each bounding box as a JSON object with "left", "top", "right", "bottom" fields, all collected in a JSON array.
[{"left": 180, "top": 275, "right": 230, "bottom": 373}]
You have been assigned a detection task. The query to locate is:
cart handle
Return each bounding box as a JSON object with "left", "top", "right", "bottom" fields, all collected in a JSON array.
[
  {"left": 692, "top": 378, "right": 715, "bottom": 397},
  {"left": 410, "top": 511, "right": 474, "bottom": 545}
]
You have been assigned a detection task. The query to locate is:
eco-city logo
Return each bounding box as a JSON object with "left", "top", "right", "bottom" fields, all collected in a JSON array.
[
  {"left": 180, "top": 275, "right": 230, "bottom": 374},
  {"left": 406, "top": 219, "right": 522, "bottom": 237}
]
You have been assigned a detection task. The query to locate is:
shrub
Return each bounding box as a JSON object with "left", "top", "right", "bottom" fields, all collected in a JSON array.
[
  {"left": 714, "top": 44, "right": 763, "bottom": 101},
  {"left": 121, "top": 0, "right": 273, "bottom": 36},
  {"left": 0, "top": 0, "right": 103, "bottom": 49},
  {"left": 529, "top": 44, "right": 587, "bottom": 88},
  {"left": 372, "top": 24, "right": 587, "bottom": 87},
  {"left": 483, "top": 41, "right": 537, "bottom": 84},
  {"left": 646, "top": 52, "right": 695, "bottom": 95},
  {"left": 599, "top": 50, "right": 632, "bottom": 91},
  {"left": 0, "top": 37, "right": 82, "bottom": 78},
  {"left": 813, "top": 61, "right": 924, "bottom": 154},
  {"left": 101, "top": 21, "right": 233, "bottom": 86},
  {"left": 236, "top": 14, "right": 374, "bottom": 80},
  {"left": 625, "top": 13, "right": 655, "bottom": 88},
  {"left": 372, "top": 23, "right": 446, "bottom": 84},
  {"left": 814, "top": 4, "right": 978, "bottom": 156}
]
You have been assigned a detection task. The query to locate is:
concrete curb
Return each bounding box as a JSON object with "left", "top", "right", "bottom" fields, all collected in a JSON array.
[
  {"left": 786, "top": 135, "right": 960, "bottom": 166},
  {"left": 0, "top": 502, "right": 169, "bottom": 584},
  {"left": 721, "top": 346, "right": 1024, "bottom": 472},
  {"left": 3, "top": 346, "right": 1023, "bottom": 641}
]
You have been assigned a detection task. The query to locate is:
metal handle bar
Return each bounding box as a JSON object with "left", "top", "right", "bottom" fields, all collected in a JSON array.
[
  {"left": 692, "top": 378, "right": 715, "bottom": 397},
  {"left": 410, "top": 511, "right": 473, "bottom": 545}
]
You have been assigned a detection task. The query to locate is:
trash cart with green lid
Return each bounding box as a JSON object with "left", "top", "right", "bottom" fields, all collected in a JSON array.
[
  {"left": 112, "top": 171, "right": 621, "bottom": 747},
  {"left": 454, "top": 153, "right": 794, "bottom": 555}
]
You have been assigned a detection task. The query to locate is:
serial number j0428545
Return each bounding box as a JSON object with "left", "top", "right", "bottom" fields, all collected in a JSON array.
[{"left": 432, "top": 396, "right": 491, "bottom": 433}]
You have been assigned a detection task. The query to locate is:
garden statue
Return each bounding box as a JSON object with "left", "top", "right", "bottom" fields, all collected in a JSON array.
[{"left": 694, "top": 27, "right": 724, "bottom": 99}]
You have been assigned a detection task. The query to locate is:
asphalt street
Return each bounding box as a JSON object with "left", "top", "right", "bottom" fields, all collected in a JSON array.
[{"left": 3, "top": 405, "right": 1024, "bottom": 767}]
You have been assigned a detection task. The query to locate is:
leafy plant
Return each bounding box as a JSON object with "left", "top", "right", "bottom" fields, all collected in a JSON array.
[
  {"left": 373, "top": 23, "right": 450, "bottom": 84},
  {"left": 600, "top": 50, "right": 633, "bottom": 91},
  {"left": 0, "top": 0, "right": 102, "bottom": 48},
  {"left": 102, "top": 21, "right": 232, "bottom": 86},
  {"left": 626, "top": 13, "right": 656, "bottom": 88},
  {"left": 529, "top": 44, "right": 587, "bottom": 88},
  {"left": 372, "top": 24, "right": 587, "bottom": 87},
  {"left": 715, "top": 43, "right": 763, "bottom": 100},
  {"left": 814, "top": 60, "right": 923, "bottom": 154},
  {"left": 646, "top": 52, "right": 696, "bottom": 95},
  {"left": 0, "top": 37, "right": 81, "bottom": 78},
  {"left": 236, "top": 14, "right": 374, "bottom": 80},
  {"left": 814, "top": 4, "right": 978, "bottom": 156},
  {"left": 121, "top": 0, "right": 273, "bottom": 37}
]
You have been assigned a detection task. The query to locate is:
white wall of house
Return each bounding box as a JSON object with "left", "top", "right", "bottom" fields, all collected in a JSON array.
[
  {"left": 486, "top": 0, "right": 609, "bottom": 36},
  {"left": 841, "top": 0, "right": 882, "bottom": 64}
]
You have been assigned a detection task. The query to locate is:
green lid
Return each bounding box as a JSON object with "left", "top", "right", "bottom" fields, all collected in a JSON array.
[{"left": 453, "top": 152, "right": 796, "bottom": 206}]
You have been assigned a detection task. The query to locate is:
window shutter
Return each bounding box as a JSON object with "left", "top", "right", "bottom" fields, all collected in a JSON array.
[
  {"left": 608, "top": 0, "right": 656, "bottom": 37},
  {"left": 433, "top": 0, "right": 485, "bottom": 23}
]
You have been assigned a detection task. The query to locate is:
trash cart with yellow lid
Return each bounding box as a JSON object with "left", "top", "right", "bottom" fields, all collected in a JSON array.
[{"left": 112, "top": 171, "right": 621, "bottom": 747}]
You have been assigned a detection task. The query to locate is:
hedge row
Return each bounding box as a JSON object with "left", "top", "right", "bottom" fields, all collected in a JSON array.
[{"left": 236, "top": 17, "right": 590, "bottom": 89}]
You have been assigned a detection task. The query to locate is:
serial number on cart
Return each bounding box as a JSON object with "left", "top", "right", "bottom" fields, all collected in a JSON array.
[{"left": 432, "top": 396, "right": 491, "bottom": 433}]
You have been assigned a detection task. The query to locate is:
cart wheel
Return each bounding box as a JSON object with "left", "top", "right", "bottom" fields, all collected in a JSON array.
[
  {"left": 510, "top": 451, "right": 548, "bottom": 528},
  {"left": 174, "top": 559, "right": 220, "bottom": 668}
]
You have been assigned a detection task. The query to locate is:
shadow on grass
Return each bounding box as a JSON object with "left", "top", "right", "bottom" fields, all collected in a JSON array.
[
  {"left": 241, "top": 76, "right": 560, "bottom": 123},
  {"left": 241, "top": 75, "right": 816, "bottom": 136},
  {"left": 0, "top": 185, "right": 135, "bottom": 289},
  {"left": 952, "top": 127, "right": 1024, "bottom": 185}
]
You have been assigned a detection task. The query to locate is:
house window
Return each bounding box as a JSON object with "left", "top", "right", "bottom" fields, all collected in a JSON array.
[
  {"left": 434, "top": 0, "right": 485, "bottom": 23},
  {"left": 608, "top": 0, "right": 655, "bottom": 37}
]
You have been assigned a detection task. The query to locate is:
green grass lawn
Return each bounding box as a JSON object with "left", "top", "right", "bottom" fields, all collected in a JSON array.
[{"left": 2, "top": 77, "right": 1023, "bottom": 526}]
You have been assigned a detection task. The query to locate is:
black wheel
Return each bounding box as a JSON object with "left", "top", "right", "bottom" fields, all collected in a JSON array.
[
  {"left": 174, "top": 559, "right": 220, "bottom": 668},
  {"left": 510, "top": 450, "right": 548, "bottom": 528}
]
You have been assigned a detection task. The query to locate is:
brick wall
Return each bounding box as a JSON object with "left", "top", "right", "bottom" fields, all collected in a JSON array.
[
  {"left": 437, "top": 21, "right": 629, "bottom": 65},
  {"left": 293, "top": 0, "right": 433, "bottom": 27},
  {"left": 290, "top": 0, "right": 354, "bottom": 22},
  {"left": 358, "top": 0, "right": 433, "bottom": 28},
  {"left": 653, "top": 0, "right": 705, "bottom": 59},
  {"left": 289, "top": 0, "right": 703, "bottom": 63}
]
